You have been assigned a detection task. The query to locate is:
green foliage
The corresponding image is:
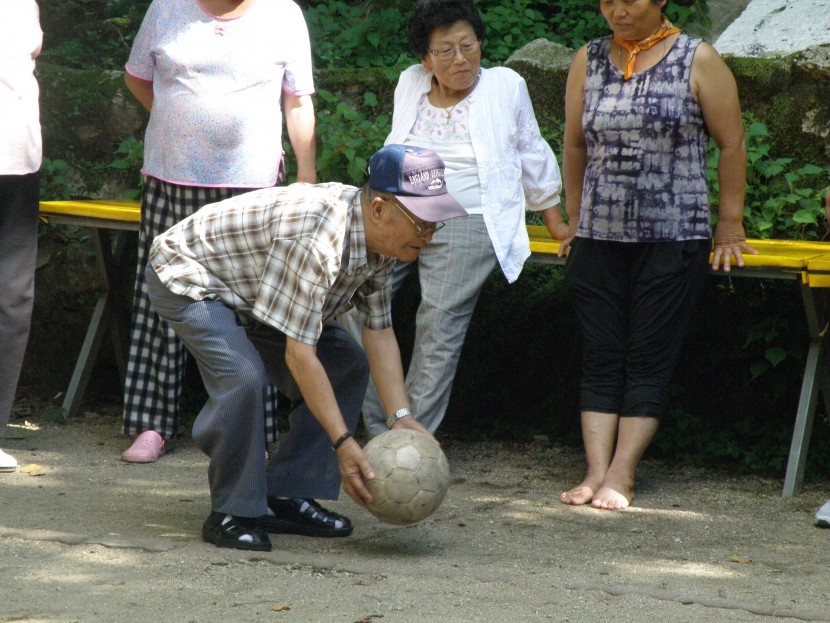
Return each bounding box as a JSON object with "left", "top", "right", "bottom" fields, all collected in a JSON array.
[
  {"left": 742, "top": 315, "right": 796, "bottom": 381},
  {"left": 304, "top": 2, "right": 412, "bottom": 69},
  {"left": 39, "top": 158, "right": 74, "bottom": 201},
  {"left": 301, "top": 0, "right": 711, "bottom": 68},
  {"left": 701, "top": 123, "right": 827, "bottom": 467},
  {"left": 304, "top": 0, "right": 559, "bottom": 68},
  {"left": 652, "top": 405, "right": 800, "bottom": 474},
  {"left": 664, "top": 0, "right": 710, "bottom": 37},
  {"left": 708, "top": 120, "right": 830, "bottom": 240},
  {"left": 40, "top": 39, "right": 90, "bottom": 70},
  {"left": 108, "top": 136, "right": 145, "bottom": 199},
  {"left": 530, "top": 0, "right": 608, "bottom": 49},
  {"left": 286, "top": 89, "right": 391, "bottom": 185},
  {"left": 479, "top": 0, "right": 553, "bottom": 64},
  {"left": 39, "top": 0, "right": 148, "bottom": 70},
  {"left": 42, "top": 0, "right": 712, "bottom": 71},
  {"left": 649, "top": 276, "right": 830, "bottom": 476}
]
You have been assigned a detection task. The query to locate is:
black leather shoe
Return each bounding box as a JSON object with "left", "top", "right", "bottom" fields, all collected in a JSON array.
[
  {"left": 257, "top": 498, "right": 353, "bottom": 537},
  {"left": 202, "top": 512, "right": 272, "bottom": 551}
]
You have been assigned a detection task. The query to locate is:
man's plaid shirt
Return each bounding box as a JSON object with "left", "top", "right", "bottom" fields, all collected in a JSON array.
[{"left": 149, "top": 182, "right": 394, "bottom": 345}]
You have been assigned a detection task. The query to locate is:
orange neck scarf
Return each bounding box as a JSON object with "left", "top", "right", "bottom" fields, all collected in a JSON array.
[{"left": 613, "top": 16, "right": 681, "bottom": 80}]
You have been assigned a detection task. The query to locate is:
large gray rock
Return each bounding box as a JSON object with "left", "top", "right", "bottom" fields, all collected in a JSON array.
[
  {"left": 702, "top": 0, "right": 754, "bottom": 42},
  {"left": 504, "top": 39, "right": 574, "bottom": 130},
  {"left": 792, "top": 44, "right": 830, "bottom": 81},
  {"left": 506, "top": 38, "right": 574, "bottom": 72},
  {"left": 715, "top": 0, "right": 830, "bottom": 57}
]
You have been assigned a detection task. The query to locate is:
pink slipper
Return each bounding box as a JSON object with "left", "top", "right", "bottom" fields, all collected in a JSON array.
[{"left": 121, "top": 430, "right": 166, "bottom": 463}]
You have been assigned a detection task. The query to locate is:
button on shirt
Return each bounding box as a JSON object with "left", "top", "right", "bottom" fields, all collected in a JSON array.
[{"left": 149, "top": 183, "right": 394, "bottom": 345}]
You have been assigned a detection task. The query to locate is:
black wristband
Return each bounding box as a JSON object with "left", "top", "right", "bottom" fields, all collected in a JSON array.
[{"left": 332, "top": 431, "right": 352, "bottom": 450}]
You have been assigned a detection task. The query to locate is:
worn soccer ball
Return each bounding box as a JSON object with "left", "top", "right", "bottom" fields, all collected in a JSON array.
[{"left": 363, "top": 428, "right": 450, "bottom": 525}]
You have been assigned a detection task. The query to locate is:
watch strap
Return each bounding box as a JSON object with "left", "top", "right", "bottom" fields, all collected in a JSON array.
[{"left": 386, "top": 407, "right": 413, "bottom": 428}]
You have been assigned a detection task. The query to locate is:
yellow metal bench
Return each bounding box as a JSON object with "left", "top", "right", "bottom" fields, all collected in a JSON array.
[
  {"left": 35, "top": 205, "right": 830, "bottom": 497},
  {"left": 528, "top": 225, "right": 830, "bottom": 497},
  {"left": 39, "top": 200, "right": 141, "bottom": 422}
]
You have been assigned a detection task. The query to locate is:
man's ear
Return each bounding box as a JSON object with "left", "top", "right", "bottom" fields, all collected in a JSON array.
[{"left": 370, "top": 195, "right": 388, "bottom": 225}]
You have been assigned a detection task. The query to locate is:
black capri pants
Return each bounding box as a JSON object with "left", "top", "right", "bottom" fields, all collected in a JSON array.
[{"left": 564, "top": 237, "right": 711, "bottom": 418}]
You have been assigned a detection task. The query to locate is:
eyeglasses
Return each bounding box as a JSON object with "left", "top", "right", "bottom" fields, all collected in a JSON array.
[
  {"left": 427, "top": 40, "right": 481, "bottom": 62},
  {"left": 390, "top": 200, "right": 445, "bottom": 238}
]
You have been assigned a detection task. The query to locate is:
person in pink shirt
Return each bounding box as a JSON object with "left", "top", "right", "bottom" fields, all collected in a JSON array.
[
  {"left": 0, "top": 0, "right": 42, "bottom": 473},
  {"left": 121, "top": 0, "right": 317, "bottom": 463}
]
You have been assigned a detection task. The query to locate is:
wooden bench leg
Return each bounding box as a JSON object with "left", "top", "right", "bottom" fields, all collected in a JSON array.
[
  {"left": 61, "top": 293, "right": 112, "bottom": 418},
  {"left": 60, "top": 228, "right": 131, "bottom": 418},
  {"left": 782, "top": 285, "right": 830, "bottom": 496},
  {"left": 105, "top": 232, "right": 131, "bottom": 385}
]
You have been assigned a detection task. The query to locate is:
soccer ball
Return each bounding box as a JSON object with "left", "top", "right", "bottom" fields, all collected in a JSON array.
[{"left": 363, "top": 428, "right": 450, "bottom": 525}]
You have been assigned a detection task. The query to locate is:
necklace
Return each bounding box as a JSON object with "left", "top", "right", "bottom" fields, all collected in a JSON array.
[
  {"left": 443, "top": 101, "right": 460, "bottom": 123},
  {"left": 432, "top": 75, "right": 479, "bottom": 124}
]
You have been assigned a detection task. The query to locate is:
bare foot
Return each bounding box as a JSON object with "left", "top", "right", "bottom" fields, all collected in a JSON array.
[
  {"left": 560, "top": 476, "right": 602, "bottom": 506},
  {"left": 590, "top": 474, "right": 633, "bottom": 510}
]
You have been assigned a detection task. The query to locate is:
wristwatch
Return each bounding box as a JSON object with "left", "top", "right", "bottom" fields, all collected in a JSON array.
[{"left": 386, "top": 407, "right": 414, "bottom": 428}]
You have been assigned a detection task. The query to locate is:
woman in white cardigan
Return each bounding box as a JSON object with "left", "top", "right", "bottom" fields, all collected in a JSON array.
[{"left": 354, "top": 0, "right": 566, "bottom": 437}]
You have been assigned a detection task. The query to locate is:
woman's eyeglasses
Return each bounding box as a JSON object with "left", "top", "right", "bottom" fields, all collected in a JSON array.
[{"left": 427, "top": 40, "right": 481, "bottom": 62}]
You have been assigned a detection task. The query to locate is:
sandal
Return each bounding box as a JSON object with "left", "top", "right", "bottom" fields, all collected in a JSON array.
[
  {"left": 257, "top": 497, "right": 353, "bottom": 537},
  {"left": 202, "top": 512, "right": 272, "bottom": 551},
  {"left": 121, "top": 430, "right": 166, "bottom": 463}
]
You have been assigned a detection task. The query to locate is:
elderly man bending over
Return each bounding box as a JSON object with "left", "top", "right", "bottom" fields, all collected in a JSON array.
[{"left": 146, "top": 145, "right": 466, "bottom": 551}]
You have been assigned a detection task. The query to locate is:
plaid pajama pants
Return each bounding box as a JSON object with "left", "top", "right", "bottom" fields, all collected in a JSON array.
[{"left": 122, "top": 177, "right": 280, "bottom": 441}]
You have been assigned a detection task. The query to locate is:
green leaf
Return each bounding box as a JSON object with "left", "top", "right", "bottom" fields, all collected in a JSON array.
[
  {"left": 799, "top": 164, "right": 826, "bottom": 175},
  {"left": 765, "top": 347, "right": 787, "bottom": 367},
  {"left": 792, "top": 209, "right": 818, "bottom": 224},
  {"left": 750, "top": 360, "right": 769, "bottom": 380}
]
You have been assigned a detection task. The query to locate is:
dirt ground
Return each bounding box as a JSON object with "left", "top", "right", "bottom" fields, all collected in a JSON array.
[{"left": 1, "top": 402, "right": 829, "bottom": 623}]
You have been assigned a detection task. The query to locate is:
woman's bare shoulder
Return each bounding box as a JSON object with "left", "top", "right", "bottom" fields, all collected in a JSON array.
[{"left": 692, "top": 41, "right": 727, "bottom": 67}]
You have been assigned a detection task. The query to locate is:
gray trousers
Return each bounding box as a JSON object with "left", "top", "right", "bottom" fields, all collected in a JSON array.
[
  {"left": 343, "top": 215, "right": 498, "bottom": 437},
  {"left": 123, "top": 178, "right": 281, "bottom": 441},
  {"left": 0, "top": 172, "right": 39, "bottom": 436},
  {"left": 146, "top": 267, "right": 367, "bottom": 518}
]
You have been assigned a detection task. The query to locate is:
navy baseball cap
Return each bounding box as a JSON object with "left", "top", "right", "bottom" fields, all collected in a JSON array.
[{"left": 368, "top": 144, "right": 467, "bottom": 223}]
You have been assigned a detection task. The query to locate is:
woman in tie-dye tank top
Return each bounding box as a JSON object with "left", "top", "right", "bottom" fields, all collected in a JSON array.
[{"left": 558, "top": 0, "right": 756, "bottom": 511}]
